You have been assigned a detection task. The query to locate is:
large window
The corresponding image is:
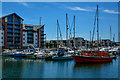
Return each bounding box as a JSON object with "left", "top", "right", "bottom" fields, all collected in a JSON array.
[
  {"left": 7, "top": 15, "right": 13, "bottom": 24},
  {"left": 15, "top": 16, "right": 20, "bottom": 25}
]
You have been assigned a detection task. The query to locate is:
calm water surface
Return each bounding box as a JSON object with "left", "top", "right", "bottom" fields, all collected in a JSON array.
[{"left": 2, "top": 56, "right": 119, "bottom": 78}]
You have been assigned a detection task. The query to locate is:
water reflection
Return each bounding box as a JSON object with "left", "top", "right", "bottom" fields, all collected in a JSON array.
[{"left": 2, "top": 56, "right": 118, "bottom": 78}]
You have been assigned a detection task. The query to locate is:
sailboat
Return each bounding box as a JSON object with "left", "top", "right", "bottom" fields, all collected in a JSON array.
[
  {"left": 73, "top": 5, "right": 113, "bottom": 63},
  {"left": 52, "top": 19, "right": 73, "bottom": 60}
]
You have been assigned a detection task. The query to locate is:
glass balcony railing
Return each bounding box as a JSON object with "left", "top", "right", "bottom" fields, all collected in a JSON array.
[
  {"left": 7, "top": 21, "right": 13, "bottom": 24},
  {"left": 8, "top": 42, "right": 13, "bottom": 44},
  {"left": 7, "top": 34, "right": 13, "bottom": 37},
  {"left": 15, "top": 26, "right": 21, "bottom": 29},
  {"left": 7, "top": 25, "right": 13, "bottom": 28},
  {"left": 27, "top": 32, "right": 33, "bottom": 34},
  {"left": 7, "top": 30, "right": 13, "bottom": 33},
  {"left": 15, "top": 31, "right": 20, "bottom": 33},
  {"left": 27, "top": 35, "right": 33, "bottom": 38}
]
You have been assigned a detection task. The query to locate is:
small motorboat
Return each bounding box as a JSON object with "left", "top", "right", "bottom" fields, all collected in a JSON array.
[
  {"left": 52, "top": 54, "right": 73, "bottom": 60},
  {"left": 13, "top": 50, "right": 25, "bottom": 57}
]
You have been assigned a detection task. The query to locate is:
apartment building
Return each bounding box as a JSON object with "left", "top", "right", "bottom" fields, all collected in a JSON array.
[
  {"left": 23, "top": 24, "right": 44, "bottom": 48},
  {"left": 1, "top": 13, "right": 23, "bottom": 49},
  {"left": 1, "top": 13, "right": 45, "bottom": 49}
]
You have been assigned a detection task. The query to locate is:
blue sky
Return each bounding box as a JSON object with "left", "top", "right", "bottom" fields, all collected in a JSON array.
[{"left": 2, "top": 2, "right": 119, "bottom": 41}]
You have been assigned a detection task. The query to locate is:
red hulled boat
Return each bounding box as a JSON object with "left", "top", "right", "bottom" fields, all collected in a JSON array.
[{"left": 73, "top": 51, "right": 113, "bottom": 63}]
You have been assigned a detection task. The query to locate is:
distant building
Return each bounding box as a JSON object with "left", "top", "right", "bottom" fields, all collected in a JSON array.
[
  {"left": 23, "top": 24, "right": 44, "bottom": 48},
  {"left": 50, "top": 38, "right": 118, "bottom": 48},
  {"left": 50, "top": 37, "right": 91, "bottom": 49},
  {"left": 93, "top": 39, "right": 116, "bottom": 47}
]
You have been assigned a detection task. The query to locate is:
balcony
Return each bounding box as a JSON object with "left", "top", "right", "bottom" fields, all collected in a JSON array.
[
  {"left": 27, "top": 35, "right": 33, "bottom": 38},
  {"left": 7, "top": 30, "right": 13, "bottom": 33},
  {"left": 7, "top": 25, "right": 13, "bottom": 29},
  {"left": 8, "top": 42, "right": 13, "bottom": 44},
  {"left": 41, "top": 36, "right": 44, "bottom": 39},
  {"left": 7, "top": 34, "right": 13, "bottom": 37},
  {"left": 15, "top": 31, "right": 20, "bottom": 33},
  {"left": 27, "top": 32, "right": 33, "bottom": 34},
  {"left": 7, "top": 39, "right": 13, "bottom": 42},
  {"left": 7, "top": 21, "right": 13, "bottom": 24},
  {"left": 15, "top": 26, "right": 21, "bottom": 29},
  {"left": 15, "top": 34, "right": 20, "bottom": 37},
  {"left": 15, "top": 22, "right": 20, "bottom": 25}
]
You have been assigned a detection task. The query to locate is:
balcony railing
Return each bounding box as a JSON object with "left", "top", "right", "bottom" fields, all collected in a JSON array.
[{"left": 7, "top": 30, "right": 13, "bottom": 33}]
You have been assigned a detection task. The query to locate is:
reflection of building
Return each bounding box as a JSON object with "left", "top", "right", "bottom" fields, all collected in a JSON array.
[
  {"left": 1, "top": 13, "right": 45, "bottom": 49},
  {"left": 23, "top": 24, "right": 44, "bottom": 48}
]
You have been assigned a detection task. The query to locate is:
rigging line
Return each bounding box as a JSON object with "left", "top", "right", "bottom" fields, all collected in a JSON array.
[
  {"left": 58, "top": 20, "right": 63, "bottom": 41},
  {"left": 69, "top": 19, "right": 74, "bottom": 38}
]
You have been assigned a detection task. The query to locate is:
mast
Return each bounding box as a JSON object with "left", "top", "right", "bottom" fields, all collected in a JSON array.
[
  {"left": 110, "top": 26, "right": 112, "bottom": 47},
  {"left": 66, "top": 13, "right": 68, "bottom": 48},
  {"left": 40, "top": 17, "right": 41, "bottom": 26},
  {"left": 73, "top": 16, "right": 75, "bottom": 49},
  {"left": 97, "top": 5, "right": 99, "bottom": 51},
  {"left": 57, "top": 19, "right": 59, "bottom": 49},
  {"left": 113, "top": 34, "right": 115, "bottom": 42},
  {"left": 113, "top": 34, "right": 115, "bottom": 47},
  {"left": 90, "top": 30, "right": 91, "bottom": 48}
]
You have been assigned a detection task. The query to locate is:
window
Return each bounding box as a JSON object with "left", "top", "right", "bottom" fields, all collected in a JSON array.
[
  {"left": 23, "top": 34, "right": 25, "bottom": 36},
  {"left": 7, "top": 15, "right": 13, "bottom": 24},
  {"left": 23, "top": 38, "right": 25, "bottom": 40},
  {"left": 15, "top": 16, "right": 20, "bottom": 25}
]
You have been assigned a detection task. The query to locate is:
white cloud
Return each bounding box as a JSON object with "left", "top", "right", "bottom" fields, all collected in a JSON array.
[
  {"left": 67, "top": 7, "right": 92, "bottom": 12},
  {"left": 104, "top": 9, "right": 120, "bottom": 14},
  {"left": 19, "top": 2, "right": 29, "bottom": 7}
]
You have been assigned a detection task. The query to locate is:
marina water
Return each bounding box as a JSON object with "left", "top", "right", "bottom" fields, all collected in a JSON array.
[{"left": 2, "top": 56, "right": 119, "bottom": 78}]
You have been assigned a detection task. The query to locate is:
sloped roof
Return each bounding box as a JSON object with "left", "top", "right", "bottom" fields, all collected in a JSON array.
[
  {"left": 23, "top": 24, "right": 44, "bottom": 30},
  {"left": 2, "top": 13, "right": 24, "bottom": 20}
]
